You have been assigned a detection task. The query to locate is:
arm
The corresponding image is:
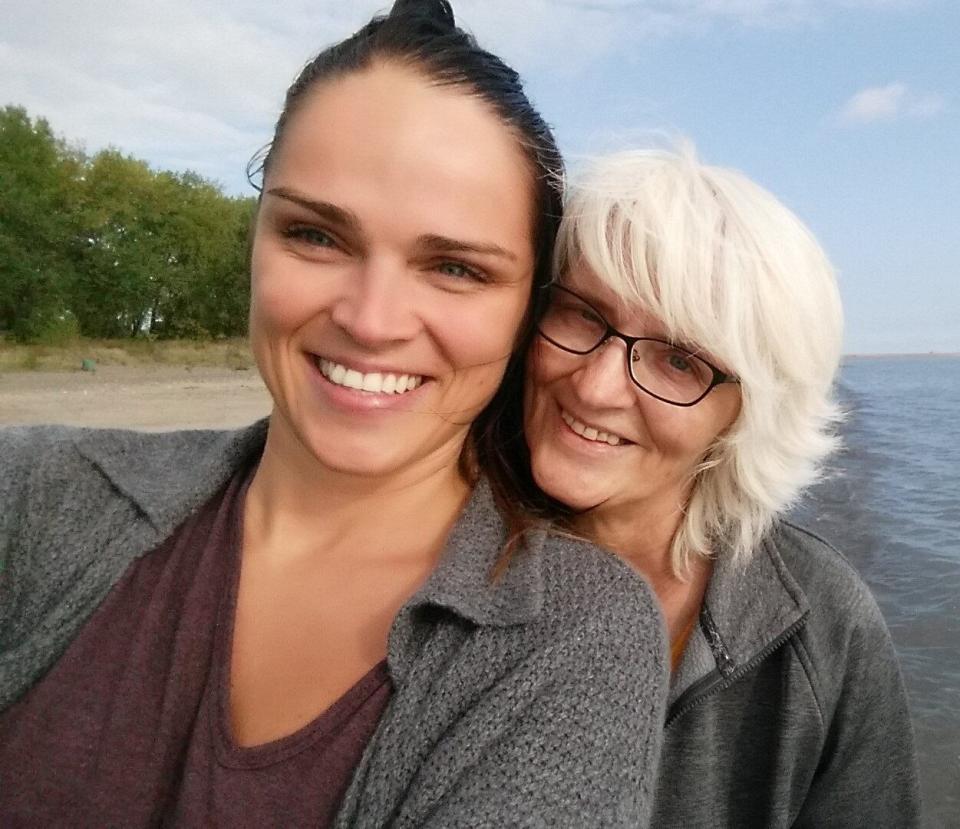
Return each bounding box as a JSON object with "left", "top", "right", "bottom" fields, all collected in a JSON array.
[
  {"left": 0, "top": 426, "right": 41, "bottom": 649},
  {"left": 794, "top": 591, "right": 921, "bottom": 828},
  {"left": 0, "top": 425, "right": 148, "bottom": 708}
]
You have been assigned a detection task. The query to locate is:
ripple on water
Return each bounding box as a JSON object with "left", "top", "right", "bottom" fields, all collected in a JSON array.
[{"left": 790, "top": 357, "right": 960, "bottom": 827}]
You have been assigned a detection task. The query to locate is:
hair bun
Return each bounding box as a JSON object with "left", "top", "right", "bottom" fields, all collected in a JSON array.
[{"left": 388, "top": 0, "right": 456, "bottom": 30}]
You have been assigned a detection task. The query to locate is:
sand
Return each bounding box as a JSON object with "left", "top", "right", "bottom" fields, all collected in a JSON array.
[{"left": 0, "top": 366, "right": 272, "bottom": 431}]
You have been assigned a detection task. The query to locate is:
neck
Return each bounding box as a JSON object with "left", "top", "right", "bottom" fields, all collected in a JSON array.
[
  {"left": 574, "top": 501, "right": 681, "bottom": 585},
  {"left": 246, "top": 410, "right": 473, "bottom": 566}
]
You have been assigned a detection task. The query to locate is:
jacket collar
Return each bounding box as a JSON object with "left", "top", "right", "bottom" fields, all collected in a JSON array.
[
  {"left": 385, "top": 479, "right": 546, "bottom": 683},
  {"left": 73, "top": 419, "right": 269, "bottom": 535},
  {"left": 408, "top": 479, "right": 545, "bottom": 628},
  {"left": 73, "top": 420, "right": 543, "bottom": 634},
  {"left": 701, "top": 526, "right": 811, "bottom": 675}
]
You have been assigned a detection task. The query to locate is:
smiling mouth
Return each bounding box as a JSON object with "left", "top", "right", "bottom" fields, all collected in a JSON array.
[
  {"left": 316, "top": 357, "right": 425, "bottom": 395},
  {"left": 560, "top": 409, "right": 630, "bottom": 446}
]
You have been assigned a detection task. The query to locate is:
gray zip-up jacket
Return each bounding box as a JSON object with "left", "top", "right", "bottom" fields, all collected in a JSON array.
[
  {"left": 654, "top": 521, "right": 922, "bottom": 827},
  {"left": 0, "top": 422, "right": 668, "bottom": 828}
]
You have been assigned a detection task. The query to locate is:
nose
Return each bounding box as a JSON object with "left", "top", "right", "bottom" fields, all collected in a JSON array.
[
  {"left": 329, "top": 256, "right": 421, "bottom": 348},
  {"left": 569, "top": 337, "right": 637, "bottom": 409}
]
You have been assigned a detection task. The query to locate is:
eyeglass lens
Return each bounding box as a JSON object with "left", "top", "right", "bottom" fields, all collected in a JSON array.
[{"left": 538, "top": 285, "right": 716, "bottom": 406}]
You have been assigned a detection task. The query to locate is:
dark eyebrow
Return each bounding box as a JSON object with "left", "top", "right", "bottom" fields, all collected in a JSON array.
[
  {"left": 265, "top": 187, "right": 362, "bottom": 235},
  {"left": 418, "top": 234, "right": 518, "bottom": 263},
  {"left": 265, "top": 190, "right": 518, "bottom": 262}
]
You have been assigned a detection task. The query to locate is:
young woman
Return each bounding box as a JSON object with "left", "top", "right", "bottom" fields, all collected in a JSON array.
[
  {"left": 522, "top": 146, "right": 921, "bottom": 827},
  {"left": 0, "top": 4, "right": 668, "bottom": 826}
]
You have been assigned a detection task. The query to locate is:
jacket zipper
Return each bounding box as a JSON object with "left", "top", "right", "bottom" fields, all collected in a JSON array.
[{"left": 665, "top": 611, "right": 810, "bottom": 728}]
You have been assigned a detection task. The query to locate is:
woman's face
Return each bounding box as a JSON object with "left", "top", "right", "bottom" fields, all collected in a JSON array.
[
  {"left": 524, "top": 263, "right": 741, "bottom": 522},
  {"left": 250, "top": 63, "right": 536, "bottom": 480}
]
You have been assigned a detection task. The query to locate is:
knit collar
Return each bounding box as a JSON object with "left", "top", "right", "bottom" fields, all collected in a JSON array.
[
  {"left": 73, "top": 420, "right": 544, "bottom": 634},
  {"left": 407, "top": 479, "right": 545, "bottom": 627}
]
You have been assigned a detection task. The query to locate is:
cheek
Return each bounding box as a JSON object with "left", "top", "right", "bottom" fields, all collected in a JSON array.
[
  {"left": 440, "top": 290, "right": 530, "bottom": 374},
  {"left": 526, "top": 339, "right": 562, "bottom": 386},
  {"left": 523, "top": 343, "right": 562, "bottom": 434},
  {"left": 525, "top": 341, "right": 572, "bottom": 411},
  {"left": 249, "top": 241, "right": 328, "bottom": 343},
  {"left": 646, "top": 407, "right": 730, "bottom": 463}
]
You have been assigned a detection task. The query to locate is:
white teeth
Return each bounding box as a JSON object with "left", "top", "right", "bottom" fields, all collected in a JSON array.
[
  {"left": 560, "top": 410, "right": 626, "bottom": 446},
  {"left": 361, "top": 372, "right": 382, "bottom": 392},
  {"left": 318, "top": 358, "right": 424, "bottom": 395}
]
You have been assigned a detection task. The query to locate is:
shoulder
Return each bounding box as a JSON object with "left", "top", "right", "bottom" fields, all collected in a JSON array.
[
  {"left": 0, "top": 423, "right": 247, "bottom": 522},
  {"left": 0, "top": 421, "right": 266, "bottom": 707},
  {"left": 0, "top": 423, "right": 87, "bottom": 472},
  {"left": 0, "top": 423, "right": 238, "bottom": 486},
  {"left": 763, "top": 527, "right": 919, "bottom": 819},
  {"left": 539, "top": 530, "right": 664, "bottom": 627},
  {"left": 438, "top": 481, "right": 665, "bottom": 642},
  {"left": 0, "top": 423, "right": 228, "bottom": 592},
  {"left": 0, "top": 425, "right": 102, "bottom": 532},
  {"left": 534, "top": 530, "right": 668, "bottom": 682},
  {"left": 771, "top": 520, "right": 887, "bottom": 634},
  {"left": 767, "top": 520, "right": 901, "bottom": 706},
  {"left": 0, "top": 420, "right": 268, "bottom": 547}
]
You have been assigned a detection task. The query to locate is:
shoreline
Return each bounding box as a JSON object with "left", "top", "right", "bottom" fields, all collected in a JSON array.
[
  {"left": 843, "top": 351, "right": 960, "bottom": 359},
  {"left": 0, "top": 365, "right": 271, "bottom": 431}
]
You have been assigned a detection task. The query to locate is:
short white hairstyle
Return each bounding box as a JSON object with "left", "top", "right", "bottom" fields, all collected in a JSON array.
[{"left": 556, "top": 143, "right": 844, "bottom": 576}]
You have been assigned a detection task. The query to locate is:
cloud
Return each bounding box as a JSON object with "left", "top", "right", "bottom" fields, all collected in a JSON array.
[
  {"left": 838, "top": 83, "right": 947, "bottom": 126},
  {"left": 0, "top": 0, "right": 930, "bottom": 191}
]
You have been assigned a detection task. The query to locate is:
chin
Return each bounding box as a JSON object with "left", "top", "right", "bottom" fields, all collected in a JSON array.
[
  {"left": 532, "top": 462, "right": 602, "bottom": 512},
  {"left": 328, "top": 445, "right": 412, "bottom": 478},
  {"left": 291, "top": 421, "right": 404, "bottom": 478}
]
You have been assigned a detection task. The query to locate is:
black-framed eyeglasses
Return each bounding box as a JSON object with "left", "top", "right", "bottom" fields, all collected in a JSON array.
[{"left": 536, "top": 284, "right": 739, "bottom": 407}]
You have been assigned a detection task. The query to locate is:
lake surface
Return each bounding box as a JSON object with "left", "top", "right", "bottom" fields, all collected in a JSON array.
[{"left": 790, "top": 355, "right": 959, "bottom": 828}]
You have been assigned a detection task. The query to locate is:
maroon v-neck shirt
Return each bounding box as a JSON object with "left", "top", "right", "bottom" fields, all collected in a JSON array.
[{"left": 0, "top": 466, "right": 392, "bottom": 827}]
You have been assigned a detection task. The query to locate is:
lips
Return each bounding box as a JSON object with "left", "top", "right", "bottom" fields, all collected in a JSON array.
[
  {"left": 316, "top": 357, "right": 425, "bottom": 395},
  {"left": 560, "top": 409, "right": 630, "bottom": 446}
]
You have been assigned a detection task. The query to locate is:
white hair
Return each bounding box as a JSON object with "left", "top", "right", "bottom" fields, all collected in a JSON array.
[{"left": 556, "top": 143, "right": 844, "bottom": 577}]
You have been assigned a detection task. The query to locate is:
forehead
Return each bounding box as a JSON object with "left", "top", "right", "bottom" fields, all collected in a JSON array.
[
  {"left": 561, "top": 262, "right": 733, "bottom": 370},
  {"left": 562, "top": 262, "right": 668, "bottom": 335},
  {"left": 266, "top": 63, "right": 535, "bottom": 249}
]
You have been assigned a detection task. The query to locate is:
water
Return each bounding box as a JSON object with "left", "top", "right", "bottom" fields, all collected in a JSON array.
[{"left": 790, "top": 355, "right": 960, "bottom": 828}]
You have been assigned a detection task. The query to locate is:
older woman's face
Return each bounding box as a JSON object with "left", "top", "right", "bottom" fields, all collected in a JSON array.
[
  {"left": 524, "top": 263, "right": 741, "bottom": 522},
  {"left": 249, "top": 63, "right": 535, "bottom": 479}
]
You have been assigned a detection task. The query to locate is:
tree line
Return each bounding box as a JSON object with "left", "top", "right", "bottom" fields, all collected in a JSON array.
[{"left": 0, "top": 105, "right": 257, "bottom": 343}]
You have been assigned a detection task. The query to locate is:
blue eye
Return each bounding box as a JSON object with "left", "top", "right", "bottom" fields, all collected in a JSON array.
[
  {"left": 578, "top": 307, "right": 604, "bottom": 326},
  {"left": 436, "top": 261, "right": 485, "bottom": 282},
  {"left": 283, "top": 225, "right": 337, "bottom": 248},
  {"left": 667, "top": 352, "right": 694, "bottom": 373}
]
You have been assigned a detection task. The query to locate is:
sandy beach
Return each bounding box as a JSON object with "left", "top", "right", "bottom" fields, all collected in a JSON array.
[{"left": 0, "top": 366, "right": 272, "bottom": 431}]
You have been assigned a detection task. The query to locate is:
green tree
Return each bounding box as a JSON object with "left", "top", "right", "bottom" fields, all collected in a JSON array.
[
  {"left": 2, "top": 105, "right": 256, "bottom": 342},
  {"left": 144, "top": 172, "right": 255, "bottom": 339},
  {"left": 71, "top": 149, "right": 173, "bottom": 338},
  {"left": 0, "top": 106, "right": 83, "bottom": 341}
]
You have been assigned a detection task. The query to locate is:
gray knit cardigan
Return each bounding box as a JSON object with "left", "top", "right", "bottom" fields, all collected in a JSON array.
[{"left": 0, "top": 421, "right": 668, "bottom": 827}]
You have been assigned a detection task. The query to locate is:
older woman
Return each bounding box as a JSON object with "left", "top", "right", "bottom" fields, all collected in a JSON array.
[
  {"left": 0, "top": 3, "right": 668, "bottom": 826},
  {"left": 523, "top": 146, "right": 921, "bottom": 827}
]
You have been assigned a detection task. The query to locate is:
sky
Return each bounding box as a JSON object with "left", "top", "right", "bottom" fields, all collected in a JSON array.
[{"left": 1, "top": 0, "right": 957, "bottom": 354}]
